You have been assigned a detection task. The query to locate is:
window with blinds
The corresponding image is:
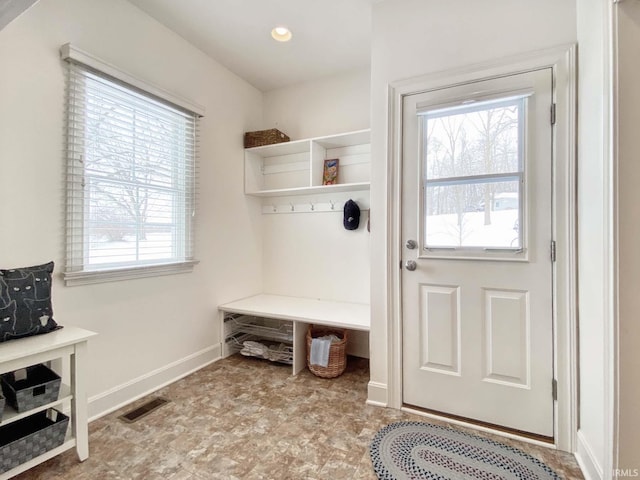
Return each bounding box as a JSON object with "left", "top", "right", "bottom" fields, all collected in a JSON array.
[{"left": 64, "top": 62, "right": 198, "bottom": 284}]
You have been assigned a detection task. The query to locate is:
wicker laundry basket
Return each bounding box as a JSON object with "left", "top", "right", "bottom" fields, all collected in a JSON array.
[
  {"left": 306, "top": 325, "right": 347, "bottom": 378},
  {"left": 244, "top": 128, "right": 290, "bottom": 148}
]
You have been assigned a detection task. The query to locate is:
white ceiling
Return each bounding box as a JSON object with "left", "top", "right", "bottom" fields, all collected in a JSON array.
[
  {"left": 126, "top": 0, "right": 374, "bottom": 92},
  {"left": 0, "top": 0, "right": 39, "bottom": 32}
]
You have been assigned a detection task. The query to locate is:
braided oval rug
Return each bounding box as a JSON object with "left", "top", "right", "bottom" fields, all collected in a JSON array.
[{"left": 369, "top": 422, "right": 559, "bottom": 480}]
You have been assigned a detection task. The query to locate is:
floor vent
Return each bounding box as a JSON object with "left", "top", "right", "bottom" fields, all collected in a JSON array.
[{"left": 119, "top": 397, "right": 170, "bottom": 424}]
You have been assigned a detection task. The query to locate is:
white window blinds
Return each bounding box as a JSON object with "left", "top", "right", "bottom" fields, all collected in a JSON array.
[{"left": 64, "top": 60, "right": 199, "bottom": 285}]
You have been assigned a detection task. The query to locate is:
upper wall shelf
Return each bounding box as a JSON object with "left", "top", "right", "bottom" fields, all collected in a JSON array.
[{"left": 244, "top": 129, "right": 371, "bottom": 197}]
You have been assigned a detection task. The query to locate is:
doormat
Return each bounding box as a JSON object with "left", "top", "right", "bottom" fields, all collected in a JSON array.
[
  {"left": 119, "top": 397, "right": 170, "bottom": 424},
  {"left": 369, "top": 421, "right": 559, "bottom": 480}
]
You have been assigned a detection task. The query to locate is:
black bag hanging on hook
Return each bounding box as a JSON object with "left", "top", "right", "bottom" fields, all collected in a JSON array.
[{"left": 343, "top": 199, "right": 360, "bottom": 230}]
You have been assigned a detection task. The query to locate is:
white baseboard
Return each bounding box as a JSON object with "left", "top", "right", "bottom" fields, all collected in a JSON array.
[
  {"left": 576, "top": 430, "right": 604, "bottom": 480},
  {"left": 367, "top": 380, "right": 388, "bottom": 407},
  {"left": 88, "top": 343, "right": 221, "bottom": 421}
]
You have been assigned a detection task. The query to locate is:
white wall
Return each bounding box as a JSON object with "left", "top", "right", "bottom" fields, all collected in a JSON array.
[
  {"left": 615, "top": 1, "right": 640, "bottom": 472},
  {"left": 0, "top": 0, "right": 264, "bottom": 418},
  {"left": 575, "top": 1, "right": 608, "bottom": 477},
  {"left": 263, "top": 68, "right": 370, "bottom": 140},
  {"left": 261, "top": 69, "right": 371, "bottom": 356},
  {"left": 369, "top": 0, "right": 577, "bottom": 407},
  {"left": 261, "top": 197, "right": 371, "bottom": 305},
  {"left": 262, "top": 69, "right": 371, "bottom": 304},
  {"left": 0, "top": 0, "right": 39, "bottom": 31}
]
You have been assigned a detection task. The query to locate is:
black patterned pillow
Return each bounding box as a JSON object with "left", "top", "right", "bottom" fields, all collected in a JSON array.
[{"left": 0, "top": 261, "right": 60, "bottom": 342}]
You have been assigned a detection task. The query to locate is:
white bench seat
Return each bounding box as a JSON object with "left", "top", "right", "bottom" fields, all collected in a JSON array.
[{"left": 218, "top": 294, "right": 370, "bottom": 332}]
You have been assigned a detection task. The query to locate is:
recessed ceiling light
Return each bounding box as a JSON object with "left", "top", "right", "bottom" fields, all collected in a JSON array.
[{"left": 271, "top": 26, "right": 292, "bottom": 42}]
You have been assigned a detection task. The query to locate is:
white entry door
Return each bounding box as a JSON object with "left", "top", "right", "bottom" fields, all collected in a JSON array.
[{"left": 401, "top": 68, "right": 554, "bottom": 437}]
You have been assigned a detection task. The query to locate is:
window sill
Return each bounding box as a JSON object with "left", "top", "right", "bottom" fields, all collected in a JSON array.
[{"left": 63, "top": 261, "right": 199, "bottom": 286}]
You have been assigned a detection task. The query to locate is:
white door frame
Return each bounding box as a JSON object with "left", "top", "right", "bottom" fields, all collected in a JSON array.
[{"left": 385, "top": 44, "right": 577, "bottom": 452}]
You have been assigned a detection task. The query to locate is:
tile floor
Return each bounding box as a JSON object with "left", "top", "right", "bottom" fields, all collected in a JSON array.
[{"left": 14, "top": 355, "right": 584, "bottom": 479}]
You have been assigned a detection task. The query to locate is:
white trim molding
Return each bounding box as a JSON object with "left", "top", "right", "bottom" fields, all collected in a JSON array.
[
  {"left": 605, "top": 0, "right": 618, "bottom": 476},
  {"left": 385, "top": 44, "right": 578, "bottom": 452},
  {"left": 88, "top": 344, "right": 221, "bottom": 421},
  {"left": 610, "top": 0, "right": 621, "bottom": 474},
  {"left": 577, "top": 430, "right": 605, "bottom": 480},
  {"left": 63, "top": 261, "right": 199, "bottom": 287},
  {"left": 366, "top": 381, "right": 389, "bottom": 407}
]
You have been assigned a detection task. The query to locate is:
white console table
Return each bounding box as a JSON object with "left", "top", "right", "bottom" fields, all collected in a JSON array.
[
  {"left": 219, "top": 294, "right": 369, "bottom": 374},
  {"left": 0, "top": 326, "right": 97, "bottom": 479}
]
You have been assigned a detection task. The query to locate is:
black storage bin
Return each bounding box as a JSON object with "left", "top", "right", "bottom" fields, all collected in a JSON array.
[
  {"left": 0, "top": 409, "right": 69, "bottom": 473},
  {"left": 1, "top": 364, "right": 61, "bottom": 413}
]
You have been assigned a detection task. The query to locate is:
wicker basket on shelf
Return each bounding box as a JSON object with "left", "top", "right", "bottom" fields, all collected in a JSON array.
[
  {"left": 244, "top": 128, "right": 290, "bottom": 148},
  {"left": 306, "top": 325, "right": 347, "bottom": 378}
]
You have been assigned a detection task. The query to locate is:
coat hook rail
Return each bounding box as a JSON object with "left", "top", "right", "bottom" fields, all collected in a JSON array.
[{"left": 262, "top": 200, "right": 370, "bottom": 215}]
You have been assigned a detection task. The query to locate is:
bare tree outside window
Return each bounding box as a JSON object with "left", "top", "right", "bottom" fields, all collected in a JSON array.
[
  {"left": 421, "top": 97, "right": 524, "bottom": 249},
  {"left": 85, "top": 101, "right": 183, "bottom": 242},
  {"left": 70, "top": 71, "right": 195, "bottom": 268}
]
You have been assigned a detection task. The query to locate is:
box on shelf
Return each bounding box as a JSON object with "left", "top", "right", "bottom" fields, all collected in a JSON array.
[
  {"left": 244, "top": 128, "right": 290, "bottom": 148},
  {"left": 1, "top": 364, "right": 61, "bottom": 413},
  {"left": 0, "top": 391, "right": 4, "bottom": 421},
  {"left": 0, "top": 409, "right": 69, "bottom": 473}
]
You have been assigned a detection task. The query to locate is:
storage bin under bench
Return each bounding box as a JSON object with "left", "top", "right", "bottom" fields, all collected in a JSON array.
[{"left": 218, "top": 294, "right": 370, "bottom": 375}]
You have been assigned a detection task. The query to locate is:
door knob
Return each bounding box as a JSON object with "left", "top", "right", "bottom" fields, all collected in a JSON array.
[
  {"left": 405, "top": 260, "right": 417, "bottom": 271},
  {"left": 405, "top": 239, "right": 417, "bottom": 250}
]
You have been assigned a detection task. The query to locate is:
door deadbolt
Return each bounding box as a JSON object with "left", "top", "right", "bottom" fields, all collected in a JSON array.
[
  {"left": 405, "top": 239, "right": 417, "bottom": 250},
  {"left": 405, "top": 260, "right": 417, "bottom": 271}
]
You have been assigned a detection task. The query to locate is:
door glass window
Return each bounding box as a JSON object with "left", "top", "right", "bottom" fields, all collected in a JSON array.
[{"left": 420, "top": 96, "right": 525, "bottom": 251}]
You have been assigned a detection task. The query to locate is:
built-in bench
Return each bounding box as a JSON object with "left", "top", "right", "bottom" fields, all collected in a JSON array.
[{"left": 218, "top": 294, "right": 370, "bottom": 374}]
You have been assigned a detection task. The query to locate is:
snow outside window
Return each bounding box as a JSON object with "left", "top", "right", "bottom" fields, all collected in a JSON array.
[
  {"left": 64, "top": 63, "right": 198, "bottom": 285},
  {"left": 419, "top": 96, "right": 526, "bottom": 252}
]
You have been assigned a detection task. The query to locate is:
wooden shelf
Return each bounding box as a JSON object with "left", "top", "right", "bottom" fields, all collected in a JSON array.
[
  {"left": 0, "top": 326, "right": 96, "bottom": 478},
  {"left": 0, "top": 327, "right": 96, "bottom": 370},
  {"left": 0, "top": 384, "right": 71, "bottom": 427},
  {"left": 247, "top": 181, "right": 370, "bottom": 197},
  {"left": 220, "top": 294, "right": 370, "bottom": 332},
  {"left": 245, "top": 129, "right": 370, "bottom": 197},
  {"left": 245, "top": 137, "right": 311, "bottom": 156},
  {"left": 0, "top": 439, "right": 76, "bottom": 480},
  {"left": 219, "top": 294, "right": 369, "bottom": 376}
]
